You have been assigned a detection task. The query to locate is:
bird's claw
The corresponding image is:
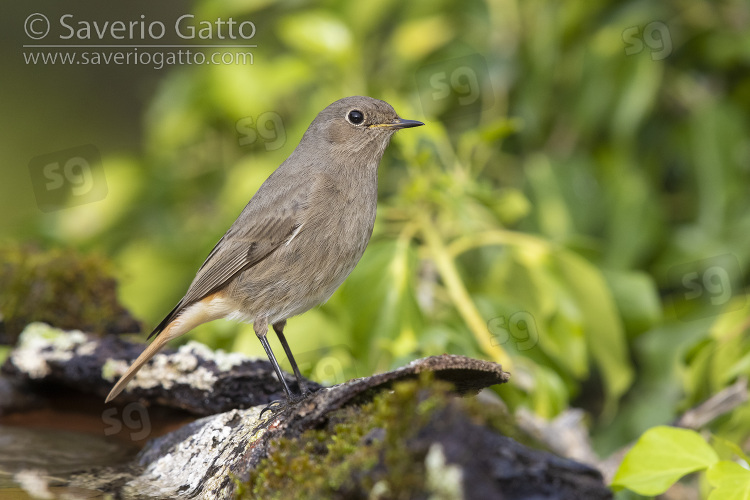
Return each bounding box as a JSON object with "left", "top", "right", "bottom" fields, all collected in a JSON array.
[{"left": 257, "top": 387, "right": 318, "bottom": 420}]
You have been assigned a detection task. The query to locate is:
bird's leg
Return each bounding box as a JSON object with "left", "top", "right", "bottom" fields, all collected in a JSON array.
[
  {"left": 272, "top": 319, "right": 308, "bottom": 395},
  {"left": 254, "top": 317, "right": 293, "bottom": 399}
]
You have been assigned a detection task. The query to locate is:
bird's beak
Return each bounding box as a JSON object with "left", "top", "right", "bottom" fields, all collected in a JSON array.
[{"left": 370, "top": 118, "right": 425, "bottom": 130}]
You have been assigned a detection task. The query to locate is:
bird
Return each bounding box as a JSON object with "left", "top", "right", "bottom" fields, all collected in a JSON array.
[{"left": 105, "top": 96, "right": 424, "bottom": 403}]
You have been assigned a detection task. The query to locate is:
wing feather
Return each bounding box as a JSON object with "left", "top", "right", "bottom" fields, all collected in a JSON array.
[{"left": 147, "top": 179, "right": 308, "bottom": 340}]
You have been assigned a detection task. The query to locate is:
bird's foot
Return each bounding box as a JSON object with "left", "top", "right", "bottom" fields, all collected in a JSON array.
[
  {"left": 259, "top": 388, "right": 316, "bottom": 416},
  {"left": 258, "top": 398, "right": 290, "bottom": 419},
  {"left": 255, "top": 388, "right": 319, "bottom": 431}
]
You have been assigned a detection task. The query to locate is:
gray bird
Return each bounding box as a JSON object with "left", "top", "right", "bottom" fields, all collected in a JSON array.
[{"left": 106, "top": 96, "right": 423, "bottom": 403}]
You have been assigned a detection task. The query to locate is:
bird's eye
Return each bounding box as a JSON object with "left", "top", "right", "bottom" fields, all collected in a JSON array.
[{"left": 347, "top": 110, "right": 364, "bottom": 125}]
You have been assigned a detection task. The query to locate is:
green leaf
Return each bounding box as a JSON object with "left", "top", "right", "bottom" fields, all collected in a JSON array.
[
  {"left": 602, "top": 269, "right": 662, "bottom": 336},
  {"left": 708, "top": 298, "right": 750, "bottom": 390},
  {"left": 544, "top": 303, "right": 588, "bottom": 379},
  {"left": 707, "top": 461, "right": 750, "bottom": 500},
  {"left": 334, "top": 238, "right": 424, "bottom": 369},
  {"left": 612, "top": 426, "right": 719, "bottom": 495},
  {"left": 529, "top": 362, "right": 569, "bottom": 417},
  {"left": 525, "top": 154, "right": 573, "bottom": 239},
  {"left": 554, "top": 250, "right": 634, "bottom": 413},
  {"left": 711, "top": 435, "right": 750, "bottom": 467}
]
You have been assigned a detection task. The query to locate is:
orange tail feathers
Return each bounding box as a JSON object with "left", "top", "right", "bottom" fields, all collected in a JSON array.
[
  {"left": 104, "top": 293, "right": 232, "bottom": 403},
  {"left": 105, "top": 329, "right": 176, "bottom": 403}
]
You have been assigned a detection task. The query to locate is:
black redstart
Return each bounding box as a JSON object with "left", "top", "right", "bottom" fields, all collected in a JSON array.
[{"left": 106, "top": 96, "right": 423, "bottom": 403}]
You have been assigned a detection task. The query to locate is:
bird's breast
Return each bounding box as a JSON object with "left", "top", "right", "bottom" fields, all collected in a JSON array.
[
  {"left": 307, "top": 170, "right": 378, "bottom": 264},
  {"left": 230, "top": 169, "right": 379, "bottom": 322}
]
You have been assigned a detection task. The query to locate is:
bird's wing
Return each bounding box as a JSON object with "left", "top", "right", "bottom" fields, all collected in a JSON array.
[
  {"left": 147, "top": 184, "right": 308, "bottom": 340},
  {"left": 184, "top": 214, "right": 302, "bottom": 305}
]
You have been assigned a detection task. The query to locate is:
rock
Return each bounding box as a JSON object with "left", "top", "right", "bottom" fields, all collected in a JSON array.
[
  {"left": 515, "top": 407, "right": 600, "bottom": 466},
  {"left": 1, "top": 323, "right": 318, "bottom": 414},
  {"left": 2, "top": 325, "right": 612, "bottom": 499},
  {"left": 0, "top": 375, "right": 43, "bottom": 417},
  {"left": 68, "top": 355, "right": 515, "bottom": 499},
  {"left": 67, "top": 366, "right": 608, "bottom": 499}
]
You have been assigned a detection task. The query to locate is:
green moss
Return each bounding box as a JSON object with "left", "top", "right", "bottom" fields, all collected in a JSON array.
[
  {"left": 0, "top": 345, "right": 10, "bottom": 366},
  {"left": 240, "top": 373, "right": 516, "bottom": 500},
  {"left": 0, "top": 243, "right": 140, "bottom": 343}
]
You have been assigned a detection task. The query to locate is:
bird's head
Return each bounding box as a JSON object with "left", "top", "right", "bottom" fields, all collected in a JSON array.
[{"left": 302, "top": 96, "right": 424, "bottom": 163}]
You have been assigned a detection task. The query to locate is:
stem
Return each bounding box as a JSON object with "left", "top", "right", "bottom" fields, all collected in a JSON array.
[
  {"left": 446, "top": 229, "right": 550, "bottom": 259},
  {"left": 418, "top": 214, "right": 514, "bottom": 369}
]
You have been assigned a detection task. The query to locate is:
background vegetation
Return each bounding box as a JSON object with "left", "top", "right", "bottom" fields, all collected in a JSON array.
[{"left": 3, "top": 0, "right": 749, "bottom": 497}]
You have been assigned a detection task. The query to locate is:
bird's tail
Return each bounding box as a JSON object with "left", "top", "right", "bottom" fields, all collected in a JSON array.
[
  {"left": 105, "top": 295, "right": 226, "bottom": 403},
  {"left": 105, "top": 324, "right": 179, "bottom": 403}
]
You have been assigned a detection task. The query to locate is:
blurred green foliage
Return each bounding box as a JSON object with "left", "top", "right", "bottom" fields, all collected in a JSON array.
[{"left": 5, "top": 0, "right": 750, "bottom": 480}]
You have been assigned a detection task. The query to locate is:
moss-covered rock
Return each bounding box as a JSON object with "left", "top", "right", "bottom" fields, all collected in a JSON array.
[
  {"left": 0, "top": 244, "right": 140, "bottom": 343},
  {"left": 240, "top": 374, "right": 609, "bottom": 500},
  {"left": 3, "top": 333, "right": 605, "bottom": 499},
  {"left": 242, "top": 374, "right": 454, "bottom": 499}
]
